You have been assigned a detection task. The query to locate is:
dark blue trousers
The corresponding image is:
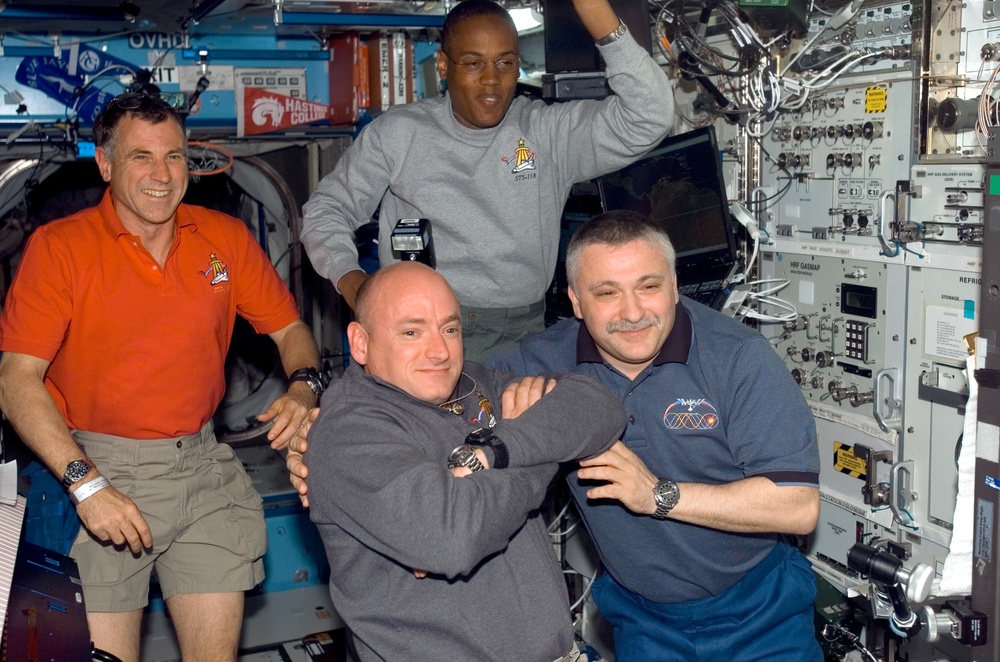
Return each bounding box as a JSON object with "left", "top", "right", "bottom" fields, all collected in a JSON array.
[{"left": 591, "top": 542, "right": 823, "bottom": 661}]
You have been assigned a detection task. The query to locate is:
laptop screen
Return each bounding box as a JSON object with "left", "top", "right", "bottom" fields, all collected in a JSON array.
[{"left": 596, "top": 126, "right": 738, "bottom": 279}]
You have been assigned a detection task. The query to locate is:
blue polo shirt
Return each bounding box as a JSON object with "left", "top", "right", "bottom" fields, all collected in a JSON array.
[{"left": 489, "top": 298, "right": 820, "bottom": 603}]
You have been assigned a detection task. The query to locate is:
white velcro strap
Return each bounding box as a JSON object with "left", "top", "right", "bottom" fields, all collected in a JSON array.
[{"left": 69, "top": 475, "right": 111, "bottom": 506}]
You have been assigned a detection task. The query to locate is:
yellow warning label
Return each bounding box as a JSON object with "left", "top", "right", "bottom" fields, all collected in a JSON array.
[
  {"left": 865, "top": 87, "right": 887, "bottom": 113},
  {"left": 834, "top": 442, "right": 867, "bottom": 478}
]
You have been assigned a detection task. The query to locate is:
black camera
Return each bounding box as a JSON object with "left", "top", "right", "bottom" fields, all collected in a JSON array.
[{"left": 390, "top": 218, "right": 435, "bottom": 268}]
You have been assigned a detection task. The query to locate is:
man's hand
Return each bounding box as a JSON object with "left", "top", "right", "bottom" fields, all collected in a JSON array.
[
  {"left": 338, "top": 270, "right": 370, "bottom": 310},
  {"left": 577, "top": 441, "right": 659, "bottom": 515},
  {"left": 501, "top": 376, "right": 557, "bottom": 420},
  {"left": 75, "top": 486, "right": 153, "bottom": 554},
  {"left": 447, "top": 447, "right": 490, "bottom": 478},
  {"left": 286, "top": 407, "right": 319, "bottom": 507},
  {"left": 259, "top": 383, "right": 315, "bottom": 450}
]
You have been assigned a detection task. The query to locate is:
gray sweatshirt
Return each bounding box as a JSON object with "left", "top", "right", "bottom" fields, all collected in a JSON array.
[
  {"left": 307, "top": 362, "right": 627, "bottom": 661},
  {"left": 301, "top": 32, "right": 674, "bottom": 307}
]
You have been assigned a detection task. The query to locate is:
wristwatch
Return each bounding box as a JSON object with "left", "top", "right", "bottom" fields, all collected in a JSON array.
[
  {"left": 62, "top": 458, "right": 95, "bottom": 489},
  {"left": 464, "top": 428, "right": 509, "bottom": 469},
  {"left": 289, "top": 367, "right": 326, "bottom": 398},
  {"left": 595, "top": 19, "right": 628, "bottom": 46},
  {"left": 652, "top": 479, "right": 680, "bottom": 519},
  {"left": 447, "top": 445, "right": 486, "bottom": 473}
]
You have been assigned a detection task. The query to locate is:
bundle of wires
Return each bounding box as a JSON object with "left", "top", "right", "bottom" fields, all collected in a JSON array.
[{"left": 650, "top": 0, "right": 900, "bottom": 133}]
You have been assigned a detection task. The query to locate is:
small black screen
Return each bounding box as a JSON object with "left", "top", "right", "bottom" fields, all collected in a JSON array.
[{"left": 542, "top": 0, "right": 652, "bottom": 74}]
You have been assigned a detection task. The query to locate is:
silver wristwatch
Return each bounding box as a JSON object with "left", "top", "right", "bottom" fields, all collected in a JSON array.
[
  {"left": 62, "top": 458, "right": 95, "bottom": 488},
  {"left": 447, "top": 445, "right": 485, "bottom": 473},
  {"left": 595, "top": 19, "right": 628, "bottom": 46},
  {"left": 652, "top": 479, "right": 680, "bottom": 519}
]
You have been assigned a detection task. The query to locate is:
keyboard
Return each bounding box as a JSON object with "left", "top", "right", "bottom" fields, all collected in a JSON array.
[{"left": 679, "top": 280, "right": 728, "bottom": 310}]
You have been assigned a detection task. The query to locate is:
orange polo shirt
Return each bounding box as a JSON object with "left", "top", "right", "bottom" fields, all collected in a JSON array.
[{"left": 0, "top": 190, "right": 301, "bottom": 438}]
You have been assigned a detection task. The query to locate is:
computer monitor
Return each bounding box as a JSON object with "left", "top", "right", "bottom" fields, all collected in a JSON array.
[
  {"left": 596, "top": 126, "right": 739, "bottom": 307},
  {"left": 597, "top": 126, "right": 737, "bottom": 267},
  {"left": 543, "top": 0, "right": 652, "bottom": 74}
]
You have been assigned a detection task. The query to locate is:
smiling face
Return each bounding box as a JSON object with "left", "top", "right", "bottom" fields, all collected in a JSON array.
[
  {"left": 348, "top": 263, "right": 465, "bottom": 405},
  {"left": 95, "top": 115, "right": 188, "bottom": 235},
  {"left": 569, "top": 240, "right": 680, "bottom": 380},
  {"left": 437, "top": 14, "right": 520, "bottom": 129}
]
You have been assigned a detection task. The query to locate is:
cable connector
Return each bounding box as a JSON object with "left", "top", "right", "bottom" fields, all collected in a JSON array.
[
  {"left": 730, "top": 201, "right": 761, "bottom": 240},
  {"left": 781, "top": 77, "right": 803, "bottom": 95},
  {"left": 828, "top": 0, "right": 865, "bottom": 31}
]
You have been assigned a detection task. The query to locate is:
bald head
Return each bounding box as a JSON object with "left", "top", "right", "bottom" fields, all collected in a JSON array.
[
  {"left": 354, "top": 262, "right": 458, "bottom": 324},
  {"left": 348, "top": 263, "right": 465, "bottom": 404}
]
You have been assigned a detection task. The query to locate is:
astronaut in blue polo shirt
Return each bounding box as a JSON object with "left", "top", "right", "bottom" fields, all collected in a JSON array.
[{"left": 487, "top": 210, "right": 823, "bottom": 661}]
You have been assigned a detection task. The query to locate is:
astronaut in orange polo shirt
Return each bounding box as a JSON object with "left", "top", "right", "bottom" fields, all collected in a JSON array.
[{"left": 0, "top": 93, "right": 322, "bottom": 662}]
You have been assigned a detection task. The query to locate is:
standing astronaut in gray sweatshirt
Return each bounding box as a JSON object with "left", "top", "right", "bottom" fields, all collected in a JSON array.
[
  {"left": 306, "top": 262, "right": 627, "bottom": 661},
  {"left": 301, "top": 0, "right": 674, "bottom": 359}
]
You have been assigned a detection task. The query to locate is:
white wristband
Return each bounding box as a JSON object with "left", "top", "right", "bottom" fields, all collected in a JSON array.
[{"left": 69, "top": 475, "right": 111, "bottom": 506}]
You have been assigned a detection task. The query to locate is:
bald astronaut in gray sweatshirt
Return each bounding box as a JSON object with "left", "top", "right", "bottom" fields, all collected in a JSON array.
[{"left": 306, "top": 263, "right": 626, "bottom": 661}]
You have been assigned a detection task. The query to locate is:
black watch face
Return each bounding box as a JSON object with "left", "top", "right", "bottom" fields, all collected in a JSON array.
[
  {"left": 292, "top": 368, "right": 324, "bottom": 392},
  {"left": 63, "top": 460, "right": 90, "bottom": 485},
  {"left": 655, "top": 481, "right": 679, "bottom": 507}
]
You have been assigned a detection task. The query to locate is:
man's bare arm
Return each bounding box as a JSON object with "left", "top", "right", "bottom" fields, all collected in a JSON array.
[
  {"left": 261, "top": 320, "right": 322, "bottom": 449},
  {"left": 337, "top": 270, "right": 370, "bottom": 310},
  {"left": 0, "top": 352, "right": 152, "bottom": 552},
  {"left": 572, "top": 0, "right": 623, "bottom": 40}
]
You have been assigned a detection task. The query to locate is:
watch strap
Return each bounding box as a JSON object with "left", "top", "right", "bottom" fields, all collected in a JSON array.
[
  {"left": 69, "top": 475, "right": 111, "bottom": 506},
  {"left": 465, "top": 428, "right": 509, "bottom": 469},
  {"left": 289, "top": 367, "right": 325, "bottom": 397},
  {"left": 448, "top": 445, "right": 485, "bottom": 473},
  {"left": 595, "top": 19, "right": 628, "bottom": 46}
]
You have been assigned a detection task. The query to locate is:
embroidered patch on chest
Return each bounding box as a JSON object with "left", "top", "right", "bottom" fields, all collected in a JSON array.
[
  {"left": 501, "top": 137, "right": 537, "bottom": 179},
  {"left": 663, "top": 398, "right": 720, "bottom": 430},
  {"left": 201, "top": 252, "right": 230, "bottom": 287}
]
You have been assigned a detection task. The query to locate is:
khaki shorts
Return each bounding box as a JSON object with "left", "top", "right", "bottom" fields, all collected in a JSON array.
[{"left": 70, "top": 422, "right": 266, "bottom": 612}]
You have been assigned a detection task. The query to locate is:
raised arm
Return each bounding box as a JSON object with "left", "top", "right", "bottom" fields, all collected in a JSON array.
[
  {"left": 541, "top": 0, "right": 675, "bottom": 184},
  {"left": 572, "top": 0, "right": 622, "bottom": 40}
]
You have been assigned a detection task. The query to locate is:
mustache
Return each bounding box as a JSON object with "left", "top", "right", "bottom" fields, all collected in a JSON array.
[{"left": 606, "top": 316, "right": 661, "bottom": 334}]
